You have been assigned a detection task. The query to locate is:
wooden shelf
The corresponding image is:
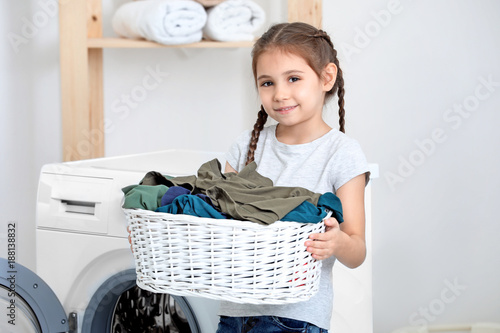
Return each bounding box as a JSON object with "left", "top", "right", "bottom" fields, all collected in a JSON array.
[
  {"left": 87, "top": 37, "right": 254, "bottom": 49},
  {"left": 60, "top": 0, "right": 322, "bottom": 161}
]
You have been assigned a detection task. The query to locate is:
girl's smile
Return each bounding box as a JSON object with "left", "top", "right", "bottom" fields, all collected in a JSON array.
[{"left": 274, "top": 104, "right": 298, "bottom": 114}]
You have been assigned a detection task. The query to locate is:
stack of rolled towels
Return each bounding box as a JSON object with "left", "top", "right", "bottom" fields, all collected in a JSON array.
[{"left": 112, "top": 0, "right": 266, "bottom": 45}]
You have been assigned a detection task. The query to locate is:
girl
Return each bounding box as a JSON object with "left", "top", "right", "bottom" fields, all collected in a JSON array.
[{"left": 217, "top": 22, "right": 370, "bottom": 333}]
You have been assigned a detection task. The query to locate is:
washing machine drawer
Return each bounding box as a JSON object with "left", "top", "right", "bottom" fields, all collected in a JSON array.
[{"left": 37, "top": 173, "right": 112, "bottom": 234}]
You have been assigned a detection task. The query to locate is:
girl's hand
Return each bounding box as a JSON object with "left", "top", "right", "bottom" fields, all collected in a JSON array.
[
  {"left": 305, "top": 174, "right": 368, "bottom": 267},
  {"left": 304, "top": 217, "right": 342, "bottom": 260}
]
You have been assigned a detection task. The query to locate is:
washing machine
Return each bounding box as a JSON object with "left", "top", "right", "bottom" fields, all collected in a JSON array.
[
  {"left": 1, "top": 148, "right": 377, "bottom": 333},
  {"left": 33, "top": 149, "right": 225, "bottom": 333}
]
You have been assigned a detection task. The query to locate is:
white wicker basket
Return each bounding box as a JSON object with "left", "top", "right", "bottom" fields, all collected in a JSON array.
[{"left": 124, "top": 208, "right": 326, "bottom": 304}]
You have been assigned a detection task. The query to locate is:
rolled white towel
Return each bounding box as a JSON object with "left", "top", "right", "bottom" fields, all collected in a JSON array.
[
  {"left": 112, "top": 0, "right": 207, "bottom": 45},
  {"left": 203, "top": 0, "right": 265, "bottom": 42},
  {"left": 193, "top": 0, "right": 227, "bottom": 7}
]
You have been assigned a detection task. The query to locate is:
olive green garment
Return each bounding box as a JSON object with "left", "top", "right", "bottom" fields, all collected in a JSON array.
[{"left": 165, "top": 159, "right": 322, "bottom": 225}]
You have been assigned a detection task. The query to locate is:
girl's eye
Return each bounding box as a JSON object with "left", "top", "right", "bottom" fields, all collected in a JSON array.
[
  {"left": 289, "top": 77, "right": 300, "bottom": 83},
  {"left": 261, "top": 81, "right": 273, "bottom": 87}
]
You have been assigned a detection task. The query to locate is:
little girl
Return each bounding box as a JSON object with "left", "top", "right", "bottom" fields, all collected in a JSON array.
[{"left": 217, "top": 22, "right": 370, "bottom": 333}]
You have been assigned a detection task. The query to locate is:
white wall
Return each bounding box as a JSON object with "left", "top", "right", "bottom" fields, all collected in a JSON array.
[
  {"left": 1, "top": 0, "right": 499, "bottom": 332},
  {"left": 1, "top": 0, "right": 62, "bottom": 273},
  {"left": 323, "top": 0, "right": 500, "bottom": 331}
]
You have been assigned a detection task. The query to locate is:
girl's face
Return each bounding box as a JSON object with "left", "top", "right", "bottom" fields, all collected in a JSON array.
[{"left": 256, "top": 49, "right": 335, "bottom": 132}]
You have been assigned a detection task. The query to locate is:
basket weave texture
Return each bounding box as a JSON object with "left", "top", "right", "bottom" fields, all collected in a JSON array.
[{"left": 125, "top": 208, "right": 325, "bottom": 304}]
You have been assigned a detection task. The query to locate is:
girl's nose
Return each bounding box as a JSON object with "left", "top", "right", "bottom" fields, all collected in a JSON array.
[{"left": 273, "top": 84, "right": 289, "bottom": 101}]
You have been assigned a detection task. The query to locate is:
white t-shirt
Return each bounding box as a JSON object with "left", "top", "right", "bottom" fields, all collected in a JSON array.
[{"left": 220, "top": 124, "right": 370, "bottom": 330}]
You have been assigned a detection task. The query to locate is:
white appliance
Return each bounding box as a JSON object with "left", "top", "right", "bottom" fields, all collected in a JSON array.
[
  {"left": 35, "top": 149, "right": 225, "bottom": 333},
  {"left": 0, "top": 149, "right": 376, "bottom": 332}
]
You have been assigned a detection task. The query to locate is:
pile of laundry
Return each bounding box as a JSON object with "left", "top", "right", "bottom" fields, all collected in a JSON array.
[
  {"left": 122, "top": 159, "right": 344, "bottom": 225},
  {"left": 112, "top": 0, "right": 266, "bottom": 45}
]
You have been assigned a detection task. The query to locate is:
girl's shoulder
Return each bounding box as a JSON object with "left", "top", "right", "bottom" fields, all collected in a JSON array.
[
  {"left": 317, "top": 130, "right": 369, "bottom": 177},
  {"left": 312, "top": 128, "right": 364, "bottom": 155}
]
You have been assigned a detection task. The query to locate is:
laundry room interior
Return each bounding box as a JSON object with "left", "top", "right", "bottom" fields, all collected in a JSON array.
[{"left": 1, "top": 0, "right": 500, "bottom": 332}]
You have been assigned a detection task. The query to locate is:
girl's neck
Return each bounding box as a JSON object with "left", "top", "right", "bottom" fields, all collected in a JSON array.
[{"left": 275, "top": 121, "right": 332, "bottom": 145}]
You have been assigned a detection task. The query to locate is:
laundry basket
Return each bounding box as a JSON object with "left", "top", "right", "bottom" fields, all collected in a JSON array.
[{"left": 124, "top": 208, "right": 326, "bottom": 304}]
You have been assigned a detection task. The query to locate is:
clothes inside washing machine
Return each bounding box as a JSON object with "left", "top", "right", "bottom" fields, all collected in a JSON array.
[{"left": 111, "top": 285, "right": 194, "bottom": 333}]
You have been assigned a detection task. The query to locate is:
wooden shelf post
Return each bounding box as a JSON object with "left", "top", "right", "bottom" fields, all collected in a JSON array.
[
  {"left": 288, "top": 0, "right": 322, "bottom": 28},
  {"left": 59, "top": 0, "right": 104, "bottom": 161},
  {"left": 87, "top": 0, "right": 105, "bottom": 158}
]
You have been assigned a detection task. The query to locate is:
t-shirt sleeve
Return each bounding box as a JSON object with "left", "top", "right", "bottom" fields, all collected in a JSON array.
[
  {"left": 224, "top": 130, "right": 252, "bottom": 172},
  {"left": 331, "top": 139, "right": 371, "bottom": 191}
]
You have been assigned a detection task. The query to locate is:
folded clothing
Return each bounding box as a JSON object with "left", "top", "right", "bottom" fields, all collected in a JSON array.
[
  {"left": 112, "top": 0, "right": 207, "bottom": 45},
  {"left": 203, "top": 0, "right": 265, "bottom": 42}
]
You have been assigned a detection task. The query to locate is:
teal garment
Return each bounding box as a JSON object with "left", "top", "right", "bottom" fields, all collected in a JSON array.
[
  {"left": 281, "top": 192, "right": 343, "bottom": 223},
  {"left": 155, "top": 194, "right": 227, "bottom": 219},
  {"left": 122, "top": 184, "right": 169, "bottom": 211},
  {"left": 281, "top": 201, "right": 326, "bottom": 223},
  {"left": 319, "top": 192, "right": 344, "bottom": 222}
]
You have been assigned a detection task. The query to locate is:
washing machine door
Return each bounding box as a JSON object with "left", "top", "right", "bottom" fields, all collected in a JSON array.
[
  {"left": 0, "top": 258, "right": 68, "bottom": 333},
  {"left": 83, "top": 269, "right": 202, "bottom": 333}
]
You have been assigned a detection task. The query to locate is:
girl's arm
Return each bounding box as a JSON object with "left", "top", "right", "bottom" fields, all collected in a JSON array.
[{"left": 305, "top": 174, "right": 367, "bottom": 268}]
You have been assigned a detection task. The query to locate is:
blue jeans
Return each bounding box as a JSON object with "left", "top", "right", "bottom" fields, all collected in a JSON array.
[{"left": 216, "top": 316, "right": 328, "bottom": 333}]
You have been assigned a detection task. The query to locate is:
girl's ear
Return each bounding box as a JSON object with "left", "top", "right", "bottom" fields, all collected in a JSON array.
[{"left": 322, "top": 63, "right": 337, "bottom": 92}]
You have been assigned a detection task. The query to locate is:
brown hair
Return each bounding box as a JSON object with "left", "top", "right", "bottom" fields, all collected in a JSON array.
[{"left": 245, "top": 22, "right": 346, "bottom": 165}]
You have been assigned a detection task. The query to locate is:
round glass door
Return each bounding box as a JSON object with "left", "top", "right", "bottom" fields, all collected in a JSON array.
[
  {"left": 0, "top": 285, "right": 42, "bottom": 333},
  {"left": 82, "top": 269, "right": 199, "bottom": 333},
  {"left": 0, "top": 258, "right": 68, "bottom": 333}
]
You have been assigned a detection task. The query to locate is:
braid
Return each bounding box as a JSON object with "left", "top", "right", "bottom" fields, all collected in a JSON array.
[
  {"left": 246, "top": 106, "right": 268, "bottom": 165},
  {"left": 310, "top": 29, "right": 334, "bottom": 48},
  {"left": 335, "top": 65, "right": 346, "bottom": 133},
  {"left": 309, "top": 29, "right": 346, "bottom": 133}
]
